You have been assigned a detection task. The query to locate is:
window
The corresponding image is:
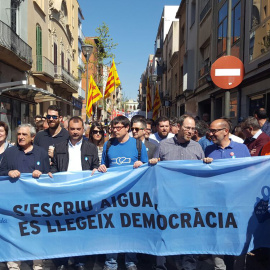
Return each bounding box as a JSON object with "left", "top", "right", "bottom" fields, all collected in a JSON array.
[
  {"left": 191, "top": 1, "right": 196, "bottom": 26},
  {"left": 217, "top": 0, "right": 241, "bottom": 56},
  {"left": 36, "top": 25, "right": 42, "bottom": 71},
  {"left": 217, "top": 2, "right": 228, "bottom": 55},
  {"left": 53, "top": 43, "right": 57, "bottom": 66},
  {"left": 61, "top": 52, "right": 64, "bottom": 68}
]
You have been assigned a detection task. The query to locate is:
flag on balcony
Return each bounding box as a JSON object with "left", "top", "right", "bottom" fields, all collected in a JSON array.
[
  {"left": 104, "top": 59, "right": 121, "bottom": 99},
  {"left": 152, "top": 85, "right": 161, "bottom": 120},
  {"left": 146, "top": 77, "right": 152, "bottom": 112},
  {"left": 86, "top": 76, "right": 102, "bottom": 117}
]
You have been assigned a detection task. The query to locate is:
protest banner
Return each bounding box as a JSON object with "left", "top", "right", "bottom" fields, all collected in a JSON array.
[{"left": 0, "top": 157, "right": 270, "bottom": 262}]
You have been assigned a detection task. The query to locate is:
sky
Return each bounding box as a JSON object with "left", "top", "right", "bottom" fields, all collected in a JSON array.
[{"left": 78, "top": 0, "right": 181, "bottom": 101}]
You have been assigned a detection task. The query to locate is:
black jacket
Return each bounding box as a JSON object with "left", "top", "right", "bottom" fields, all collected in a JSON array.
[
  {"left": 51, "top": 139, "right": 99, "bottom": 173},
  {"left": 0, "top": 145, "right": 50, "bottom": 176}
]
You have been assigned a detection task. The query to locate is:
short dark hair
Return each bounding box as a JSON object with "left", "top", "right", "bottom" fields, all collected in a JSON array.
[
  {"left": 178, "top": 114, "right": 195, "bottom": 126},
  {"left": 195, "top": 120, "right": 209, "bottom": 137},
  {"left": 68, "top": 116, "right": 84, "bottom": 127},
  {"left": 241, "top": 116, "right": 261, "bottom": 130},
  {"left": 34, "top": 115, "right": 42, "bottom": 120},
  {"left": 132, "top": 118, "right": 147, "bottom": 129},
  {"left": 146, "top": 118, "right": 155, "bottom": 127},
  {"left": 47, "top": 105, "right": 62, "bottom": 116},
  {"left": 0, "top": 121, "right": 8, "bottom": 136},
  {"left": 111, "top": 116, "right": 130, "bottom": 128},
  {"left": 131, "top": 115, "right": 145, "bottom": 126},
  {"left": 156, "top": 116, "right": 169, "bottom": 125},
  {"left": 170, "top": 117, "right": 179, "bottom": 126},
  {"left": 254, "top": 108, "right": 268, "bottom": 119}
]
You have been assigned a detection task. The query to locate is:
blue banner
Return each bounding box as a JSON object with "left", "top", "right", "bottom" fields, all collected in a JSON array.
[{"left": 0, "top": 156, "right": 270, "bottom": 262}]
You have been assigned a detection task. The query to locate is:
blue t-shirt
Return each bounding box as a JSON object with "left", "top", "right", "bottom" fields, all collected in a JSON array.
[
  {"left": 101, "top": 137, "right": 148, "bottom": 168},
  {"left": 205, "top": 140, "right": 251, "bottom": 159}
]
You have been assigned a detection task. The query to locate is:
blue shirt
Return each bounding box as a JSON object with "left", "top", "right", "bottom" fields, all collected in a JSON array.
[
  {"left": 205, "top": 140, "right": 251, "bottom": 159},
  {"left": 198, "top": 136, "right": 213, "bottom": 151},
  {"left": 261, "top": 120, "right": 270, "bottom": 137},
  {"left": 101, "top": 137, "right": 148, "bottom": 168}
]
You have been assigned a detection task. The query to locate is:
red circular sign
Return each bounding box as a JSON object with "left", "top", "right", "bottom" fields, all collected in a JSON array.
[{"left": 210, "top": 56, "right": 244, "bottom": 89}]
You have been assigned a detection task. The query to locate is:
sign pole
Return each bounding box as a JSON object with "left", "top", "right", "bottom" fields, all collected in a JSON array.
[{"left": 224, "top": 0, "right": 232, "bottom": 118}]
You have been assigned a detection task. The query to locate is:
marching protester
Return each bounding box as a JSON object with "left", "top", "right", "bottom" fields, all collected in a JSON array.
[
  {"left": 192, "top": 120, "right": 213, "bottom": 151},
  {"left": 0, "top": 123, "right": 50, "bottom": 270},
  {"left": 253, "top": 108, "right": 270, "bottom": 136},
  {"left": 0, "top": 121, "right": 13, "bottom": 164},
  {"left": 203, "top": 119, "right": 251, "bottom": 270},
  {"left": 34, "top": 105, "right": 69, "bottom": 160},
  {"left": 149, "top": 114, "right": 204, "bottom": 270},
  {"left": 149, "top": 116, "right": 174, "bottom": 143},
  {"left": 50, "top": 116, "right": 99, "bottom": 270},
  {"left": 88, "top": 121, "right": 108, "bottom": 165},
  {"left": 170, "top": 117, "right": 179, "bottom": 135},
  {"left": 241, "top": 116, "right": 270, "bottom": 156},
  {"left": 131, "top": 117, "right": 159, "bottom": 159},
  {"left": 98, "top": 115, "right": 148, "bottom": 270}
]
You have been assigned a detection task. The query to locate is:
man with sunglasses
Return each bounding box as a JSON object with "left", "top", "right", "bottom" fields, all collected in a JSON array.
[
  {"left": 98, "top": 115, "right": 148, "bottom": 270},
  {"left": 131, "top": 118, "right": 159, "bottom": 159},
  {"left": 34, "top": 105, "right": 69, "bottom": 159}
]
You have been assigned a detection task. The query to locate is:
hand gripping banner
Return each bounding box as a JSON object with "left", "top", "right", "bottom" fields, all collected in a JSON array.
[{"left": 0, "top": 157, "right": 270, "bottom": 262}]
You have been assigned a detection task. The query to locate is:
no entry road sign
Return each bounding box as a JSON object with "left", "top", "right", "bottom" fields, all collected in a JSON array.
[{"left": 210, "top": 56, "right": 244, "bottom": 89}]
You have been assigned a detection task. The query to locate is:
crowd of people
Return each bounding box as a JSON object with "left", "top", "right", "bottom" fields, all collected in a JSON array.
[{"left": 0, "top": 105, "right": 269, "bottom": 270}]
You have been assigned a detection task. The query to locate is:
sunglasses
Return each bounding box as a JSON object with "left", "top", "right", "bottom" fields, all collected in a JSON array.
[
  {"left": 46, "top": 115, "right": 58, "bottom": 120},
  {"left": 131, "top": 127, "right": 144, "bottom": 132},
  {"left": 92, "top": 130, "right": 104, "bottom": 135}
]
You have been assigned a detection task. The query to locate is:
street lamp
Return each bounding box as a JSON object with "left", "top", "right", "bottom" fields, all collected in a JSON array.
[{"left": 82, "top": 43, "right": 94, "bottom": 123}]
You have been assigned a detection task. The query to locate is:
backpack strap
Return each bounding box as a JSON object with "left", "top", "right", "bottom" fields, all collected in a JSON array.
[
  {"left": 136, "top": 139, "right": 142, "bottom": 161},
  {"left": 105, "top": 138, "right": 114, "bottom": 167}
]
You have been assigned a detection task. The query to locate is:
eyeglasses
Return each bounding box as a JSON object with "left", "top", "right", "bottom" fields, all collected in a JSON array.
[
  {"left": 112, "top": 125, "right": 125, "bottom": 131},
  {"left": 46, "top": 115, "right": 58, "bottom": 120},
  {"left": 92, "top": 130, "right": 104, "bottom": 135},
  {"left": 131, "top": 127, "right": 144, "bottom": 132},
  {"left": 209, "top": 128, "right": 226, "bottom": 134},
  {"left": 183, "top": 126, "right": 196, "bottom": 131}
]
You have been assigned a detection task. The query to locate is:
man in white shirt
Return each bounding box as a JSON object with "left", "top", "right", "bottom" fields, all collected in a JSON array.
[
  {"left": 149, "top": 116, "right": 174, "bottom": 143},
  {"left": 50, "top": 116, "right": 99, "bottom": 270}
]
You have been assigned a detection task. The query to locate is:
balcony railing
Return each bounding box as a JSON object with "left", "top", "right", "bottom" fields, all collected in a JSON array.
[
  {"left": 54, "top": 66, "right": 79, "bottom": 90},
  {"left": 32, "top": 55, "right": 54, "bottom": 77},
  {"left": 0, "top": 20, "right": 32, "bottom": 65},
  {"left": 200, "top": 0, "right": 212, "bottom": 22},
  {"left": 78, "top": 27, "right": 85, "bottom": 43},
  {"left": 198, "top": 62, "right": 210, "bottom": 78},
  {"left": 78, "top": 56, "right": 84, "bottom": 70}
]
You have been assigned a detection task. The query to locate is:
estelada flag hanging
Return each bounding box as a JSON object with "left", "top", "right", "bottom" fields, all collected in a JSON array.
[
  {"left": 146, "top": 77, "right": 152, "bottom": 112},
  {"left": 104, "top": 59, "right": 121, "bottom": 98},
  {"left": 86, "top": 76, "right": 103, "bottom": 117},
  {"left": 152, "top": 85, "right": 161, "bottom": 120}
]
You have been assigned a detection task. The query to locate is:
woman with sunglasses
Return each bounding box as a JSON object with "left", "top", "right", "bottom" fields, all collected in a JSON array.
[{"left": 89, "top": 122, "right": 108, "bottom": 165}]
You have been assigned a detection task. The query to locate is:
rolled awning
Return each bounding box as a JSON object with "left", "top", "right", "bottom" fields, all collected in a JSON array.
[{"left": 0, "top": 85, "right": 72, "bottom": 105}]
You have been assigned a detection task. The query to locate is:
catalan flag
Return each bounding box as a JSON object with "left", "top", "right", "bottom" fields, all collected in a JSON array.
[
  {"left": 146, "top": 77, "right": 152, "bottom": 112},
  {"left": 104, "top": 59, "right": 121, "bottom": 98},
  {"left": 86, "top": 76, "right": 102, "bottom": 117},
  {"left": 152, "top": 85, "right": 161, "bottom": 120}
]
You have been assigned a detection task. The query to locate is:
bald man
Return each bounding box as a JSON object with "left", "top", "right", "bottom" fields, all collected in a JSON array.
[{"left": 203, "top": 119, "right": 250, "bottom": 270}]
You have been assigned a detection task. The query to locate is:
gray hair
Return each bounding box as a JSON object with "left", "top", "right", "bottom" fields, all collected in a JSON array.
[{"left": 17, "top": 124, "right": 36, "bottom": 137}]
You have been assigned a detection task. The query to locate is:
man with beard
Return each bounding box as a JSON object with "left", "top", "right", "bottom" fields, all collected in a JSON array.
[
  {"left": 149, "top": 116, "right": 174, "bottom": 143},
  {"left": 149, "top": 115, "right": 204, "bottom": 270},
  {"left": 34, "top": 105, "right": 69, "bottom": 159}
]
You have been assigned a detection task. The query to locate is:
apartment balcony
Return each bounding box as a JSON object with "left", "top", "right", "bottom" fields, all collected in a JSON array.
[
  {"left": 155, "top": 38, "right": 163, "bottom": 57},
  {"left": 31, "top": 55, "right": 54, "bottom": 82},
  {"left": 78, "top": 86, "right": 85, "bottom": 99},
  {"left": 54, "top": 66, "right": 79, "bottom": 93},
  {"left": 0, "top": 20, "right": 32, "bottom": 71},
  {"left": 198, "top": 62, "right": 210, "bottom": 78}
]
